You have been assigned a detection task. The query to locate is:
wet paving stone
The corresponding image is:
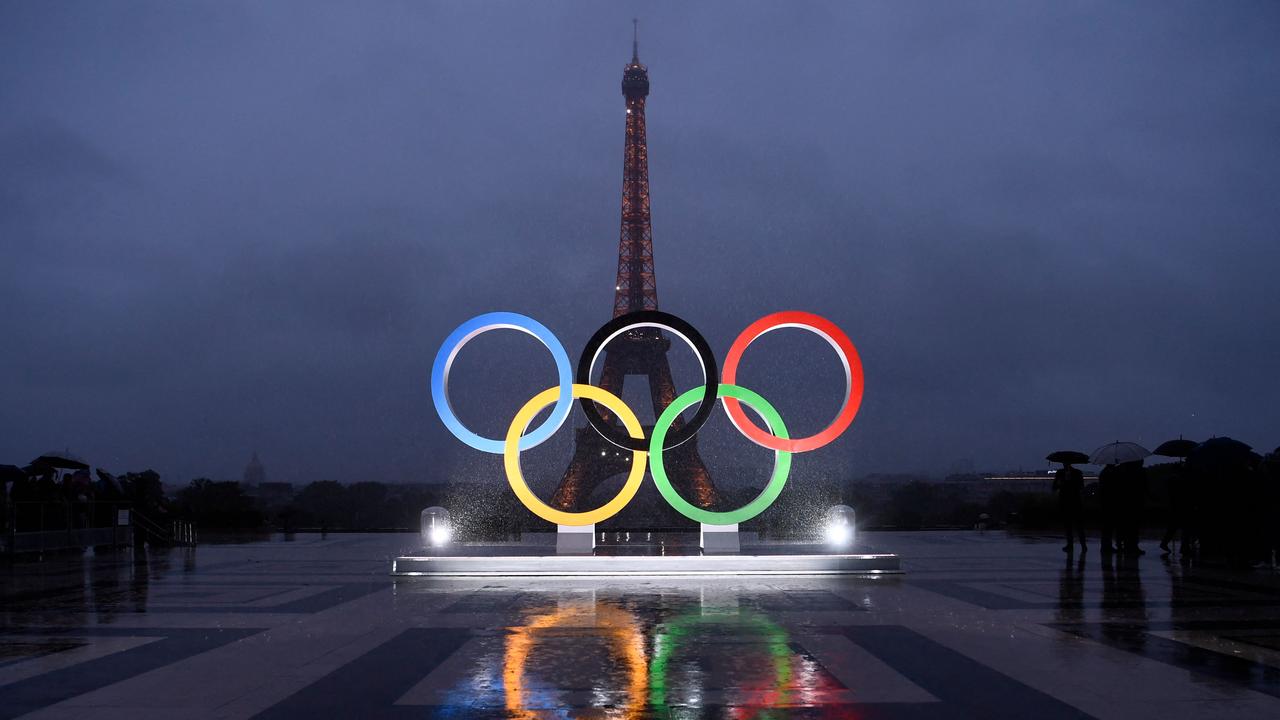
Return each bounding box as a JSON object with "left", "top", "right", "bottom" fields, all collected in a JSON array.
[{"left": 3, "top": 531, "right": 1280, "bottom": 718}]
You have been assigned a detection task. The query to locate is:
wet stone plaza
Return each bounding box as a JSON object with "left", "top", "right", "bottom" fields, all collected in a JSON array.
[{"left": 2, "top": 533, "right": 1280, "bottom": 719}]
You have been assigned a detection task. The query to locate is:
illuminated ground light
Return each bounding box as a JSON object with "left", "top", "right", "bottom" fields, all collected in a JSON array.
[
  {"left": 421, "top": 506, "right": 452, "bottom": 547},
  {"left": 824, "top": 505, "right": 856, "bottom": 547}
]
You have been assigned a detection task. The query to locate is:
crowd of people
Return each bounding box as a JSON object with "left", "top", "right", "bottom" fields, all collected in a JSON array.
[
  {"left": 1052, "top": 441, "right": 1280, "bottom": 568},
  {"left": 1, "top": 461, "right": 170, "bottom": 535}
]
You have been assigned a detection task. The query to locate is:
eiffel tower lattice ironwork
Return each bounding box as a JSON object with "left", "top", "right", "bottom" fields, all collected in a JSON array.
[{"left": 549, "top": 25, "right": 720, "bottom": 519}]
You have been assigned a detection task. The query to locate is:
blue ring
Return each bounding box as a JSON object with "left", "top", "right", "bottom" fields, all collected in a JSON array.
[{"left": 431, "top": 312, "right": 573, "bottom": 453}]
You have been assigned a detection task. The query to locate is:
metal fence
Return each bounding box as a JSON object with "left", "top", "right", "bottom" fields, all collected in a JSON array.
[{"left": 2, "top": 501, "right": 133, "bottom": 556}]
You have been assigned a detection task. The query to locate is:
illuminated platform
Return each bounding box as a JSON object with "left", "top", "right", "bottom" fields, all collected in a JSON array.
[{"left": 391, "top": 549, "right": 900, "bottom": 577}]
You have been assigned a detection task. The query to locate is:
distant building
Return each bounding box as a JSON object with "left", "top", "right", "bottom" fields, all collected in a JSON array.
[{"left": 242, "top": 452, "right": 266, "bottom": 486}]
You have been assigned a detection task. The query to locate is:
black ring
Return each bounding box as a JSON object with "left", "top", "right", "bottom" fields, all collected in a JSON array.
[{"left": 576, "top": 310, "right": 719, "bottom": 452}]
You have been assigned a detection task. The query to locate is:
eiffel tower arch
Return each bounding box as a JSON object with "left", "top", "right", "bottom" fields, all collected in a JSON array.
[{"left": 549, "top": 28, "right": 720, "bottom": 526}]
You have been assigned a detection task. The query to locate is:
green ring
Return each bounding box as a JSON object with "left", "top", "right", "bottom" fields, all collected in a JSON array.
[{"left": 650, "top": 383, "right": 791, "bottom": 525}]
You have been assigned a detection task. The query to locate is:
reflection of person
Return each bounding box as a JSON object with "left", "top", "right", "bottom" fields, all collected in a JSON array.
[
  {"left": 1101, "top": 553, "right": 1147, "bottom": 651},
  {"left": 1053, "top": 463, "right": 1086, "bottom": 553},
  {"left": 1056, "top": 553, "right": 1086, "bottom": 627}
]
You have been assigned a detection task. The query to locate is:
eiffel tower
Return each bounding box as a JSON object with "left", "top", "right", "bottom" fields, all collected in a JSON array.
[{"left": 549, "top": 25, "right": 720, "bottom": 523}]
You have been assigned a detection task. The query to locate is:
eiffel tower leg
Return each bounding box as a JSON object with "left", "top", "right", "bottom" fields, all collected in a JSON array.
[
  {"left": 593, "top": 358, "right": 627, "bottom": 425},
  {"left": 552, "top": 333, "right": 722, "bottom": 521},
  {"left": 647, "top": 359, "right": 721, "bottom": 509},
  {"left": 550, "top": 427, "right": 632, "bottom": 512},
  {"left": 662, "top": 437, "right": 720, "bottom": 510}
]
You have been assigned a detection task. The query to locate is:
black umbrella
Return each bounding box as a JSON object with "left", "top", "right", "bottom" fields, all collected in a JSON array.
[
  {"left": 1188, "top": 437, "right": 1260, "bottom": 472},
  {"left": 31, "top": 451, "right": 89, "bottom": 471},
  {"left": 1153, "top": 439, "right": 1198, "bottom": 458},
  {"left": 0, "top": 464, "right": 26, "bottom": 484},
  {"left": 1046, "top": 450, "right": 1089, "bottom": 465}
]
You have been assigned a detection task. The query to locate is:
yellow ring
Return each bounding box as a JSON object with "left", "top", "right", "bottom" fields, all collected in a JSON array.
[{"left": 504, "top": 383, "right": 647, "bottom": 526}]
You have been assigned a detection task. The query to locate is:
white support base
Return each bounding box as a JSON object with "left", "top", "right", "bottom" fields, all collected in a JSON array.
[
  {"left": 700, "top": 523, "right": 740, "bottom": 554},
  {"left": 556, "top": 524, "right": 595, "bottom": 555},
  {"left": 392, "top": 552, "right": 901, "bottom": 577}
]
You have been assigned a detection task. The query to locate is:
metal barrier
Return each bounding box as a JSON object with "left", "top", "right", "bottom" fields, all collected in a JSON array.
[
  {"left": 1, "top": 501, "right": 197, "bottom": 556},
  {"left": 3, "top": 501, "right": 134, "bottom": 556},
  {"left": 130, "top": 509, "right": 197, "bottom": 547}
]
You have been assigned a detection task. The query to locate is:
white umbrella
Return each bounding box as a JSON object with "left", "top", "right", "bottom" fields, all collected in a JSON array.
[{"left": 1090, "top": 441, "right": 1150, "bottom": 466}]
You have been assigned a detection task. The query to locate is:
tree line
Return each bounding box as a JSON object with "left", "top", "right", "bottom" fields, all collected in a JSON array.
[
  {"left": 176, "top": 479, "right": 448, "bottom": 532},
  {"left": 170, "top": 468, "right": 1190, "bottom": 536}
]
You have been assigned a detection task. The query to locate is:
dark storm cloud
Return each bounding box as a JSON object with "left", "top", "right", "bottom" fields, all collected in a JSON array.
[{"left": 1, "top": 1, "right": 1278, "bottom": 484}]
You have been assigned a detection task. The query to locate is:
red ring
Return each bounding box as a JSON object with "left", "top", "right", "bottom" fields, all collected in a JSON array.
[{"left": 721, "top": 311, "right": 864, "bottom": 453}]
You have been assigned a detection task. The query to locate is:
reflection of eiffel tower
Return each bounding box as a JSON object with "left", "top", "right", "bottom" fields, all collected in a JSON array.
[{"left": 549, "top": 27, "right": 720, "bottom": 520}]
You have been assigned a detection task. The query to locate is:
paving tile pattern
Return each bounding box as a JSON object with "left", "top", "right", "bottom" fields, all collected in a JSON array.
[{"left": 1, "top": 532, "right": 1279, "bottom": 718}]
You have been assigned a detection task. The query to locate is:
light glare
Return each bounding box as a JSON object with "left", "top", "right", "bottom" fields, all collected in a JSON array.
[
  {"left": 825, "top": 521, "right": 852, "bottom": 546},
  {"left": 429, "top": 526, "right": 452, "bottom": 546}
]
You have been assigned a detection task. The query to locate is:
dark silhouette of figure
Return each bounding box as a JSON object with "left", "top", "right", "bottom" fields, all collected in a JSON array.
[
  {"left": 1098, "top": 463, "right": 1120, "bottom": 554},
  {"left": 1053, "top": 463, "right": 1086, "bottom": 552},
  {"left": 1160, "top": 461, "right": 1189, "bottom": 554},
  {"left": 1117, "top": 460, "right": 1147, "bottom": 556},
  {"left": 1260, "top": 451, "right": 1280, "bottom": 567},
  {"left": 1179, "top": 459, "right": 1209, "bottom": 566},
  {"left": 1237, "top": 454, "right": 1267, "bottom": 568},
  {"left": 1194, "top": 449, "right": 1261, "bottom": 567}
]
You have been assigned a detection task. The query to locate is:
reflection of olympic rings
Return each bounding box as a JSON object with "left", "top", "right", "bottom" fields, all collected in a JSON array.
[
  {"left": 504, "top": 603, "right": 647, "bottom": 720},
  {"left": 432, "top": 309, "right": 863, "bottom": 526},
  {"left": 650, "top": 610, "right": 792, "bottom": 710}
]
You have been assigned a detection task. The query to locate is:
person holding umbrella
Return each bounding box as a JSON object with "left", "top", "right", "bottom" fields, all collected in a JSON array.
[
  {"left": 1188, "top": 437, "right": 1261, "bottom": 566},
  {"left": 1117, "top": 460, "right": 1149, "bottom": 555},
  {"left": 0, "top": 464, "right": 26, "bottom": 537},
  {"left": 1153, "top": 439, "right": 1197, "bottom": 555},
  {"left": 1091, "top": 442, "right": 1151, "bottom": 556},
  {"left": 1048, "top": 451, "right": 1088, "bottom": 553}
]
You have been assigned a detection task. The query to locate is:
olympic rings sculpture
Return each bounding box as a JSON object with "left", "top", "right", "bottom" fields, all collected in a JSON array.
[{"left": 431, "top": 309, "right": 864, "bottom": 527}]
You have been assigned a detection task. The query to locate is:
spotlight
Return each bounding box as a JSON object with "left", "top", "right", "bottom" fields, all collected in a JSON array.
[
  {"left": 825, "top": 521, "right": 852, "bottom": 546},
  {"left": 823, "top": 505, "right": 856, "bottom": 548},
  {"left": 421, "top": 506, "right": 452, "bottom": 548},
  {"left": 428, "top": 525, "right": 452, "bottom": 547}
]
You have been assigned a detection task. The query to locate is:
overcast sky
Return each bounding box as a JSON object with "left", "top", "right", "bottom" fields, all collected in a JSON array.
[{"left": 2, "top": 1, "right": 1278, "bottom": 488}]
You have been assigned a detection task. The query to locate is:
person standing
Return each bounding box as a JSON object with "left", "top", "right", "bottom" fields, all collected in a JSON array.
[
  {"left": 1260, "top": 450, "right": 1280, "bottom": 567},
  {"left": 1118, "top": 460, "right": 1148, "bottom": 556},
  {"left": 1160, "top": 460, "right": 1188, "bottom": 554},
  {"left": 1054, "top": 462, "right": 1087, "bottom": 553},
  {"left": 1099, "top": 463, "right": 1119, "bottom": 554}
]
